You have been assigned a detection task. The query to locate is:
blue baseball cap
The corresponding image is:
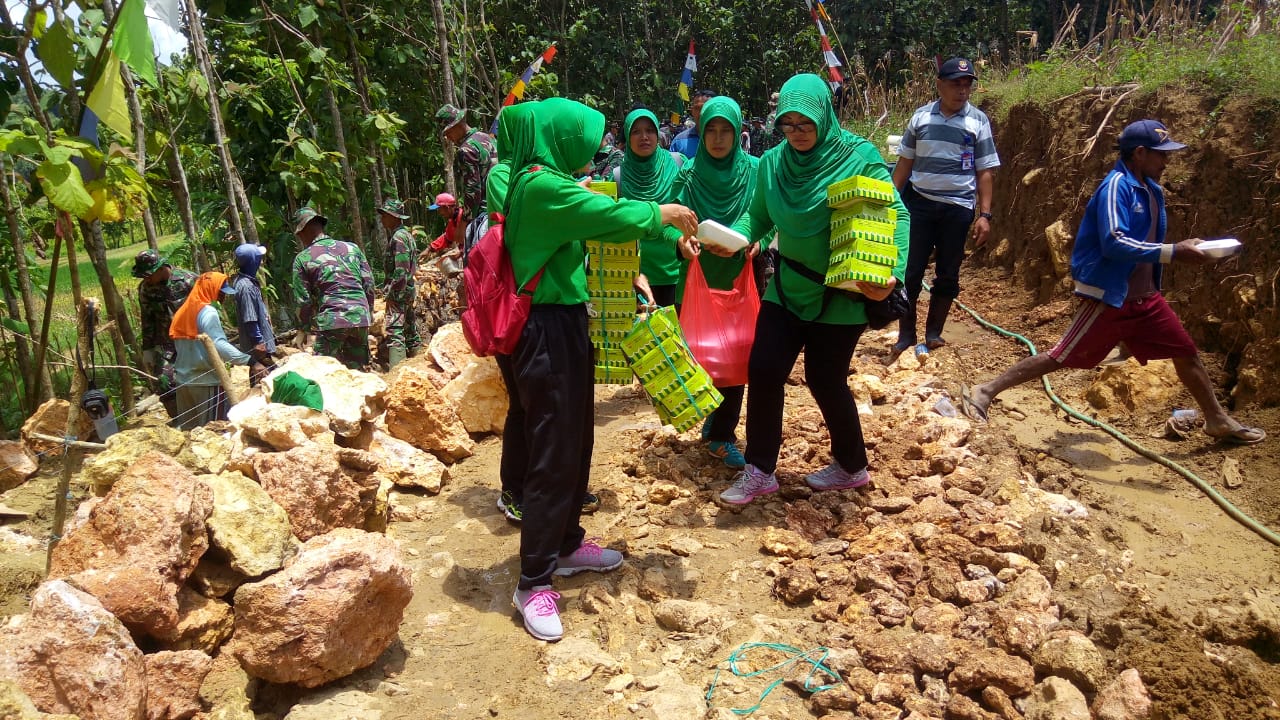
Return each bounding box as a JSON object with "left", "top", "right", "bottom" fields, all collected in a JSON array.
[{"left": 1118, "top": 120, "right": 1186, "bottom": 152}]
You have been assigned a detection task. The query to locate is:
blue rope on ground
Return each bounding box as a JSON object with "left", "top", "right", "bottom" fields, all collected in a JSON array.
[{"left": 705, "top": 642, "right": 842, "bottom": 715}]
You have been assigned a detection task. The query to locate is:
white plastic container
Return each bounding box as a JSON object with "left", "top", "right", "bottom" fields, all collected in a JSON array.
[
  {"left": 697, "top": 219, "right": 749, "bottom": 253},
  {"left": 1197, "top": 238, "right": 1242, "bottom": 258},
  {"left": 886, "top": 134, "right": 903, "bottom": 157}
]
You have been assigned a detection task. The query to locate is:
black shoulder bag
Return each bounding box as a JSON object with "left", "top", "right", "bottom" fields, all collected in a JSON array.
[{"left": 775, "top": 255, "right": 909, "bottom": 330}]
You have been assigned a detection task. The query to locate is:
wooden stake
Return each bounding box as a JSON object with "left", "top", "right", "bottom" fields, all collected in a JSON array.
[
  {"left": 198, "top": 333, "right": 241, "bottom": 405},
  {"left": 47, "top": 298, "right": 94, "bottom": 573}
]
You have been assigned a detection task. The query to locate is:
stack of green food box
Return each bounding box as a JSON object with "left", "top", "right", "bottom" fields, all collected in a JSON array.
[
  {"left": 825, "top": 176, "right": 899, "bottom": 289},
  {"left": 583, "top": 181, "right": 637, "bottom": 384},
  {"left": 621, "top": 306, "right": 722, "bottom": 432}
]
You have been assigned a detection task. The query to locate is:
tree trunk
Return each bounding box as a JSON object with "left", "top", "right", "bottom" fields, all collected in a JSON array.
[
  {"left": 0, "top": 262, "right": 33, "bottom": 413},
  {"left": 77, "top": 218, "right": 137, "bottom": 412},
  {"left": 0, "top": 161, "right": 52, "bottom": 402},
  {"left": 120, "top": 63, "right": 162, "bottom": 252},
  {"left": 337, "top": 0, "right": 394, "bottom": 204},
  {"left": 152, "top": 78, "right": 208, "bottom": 271},
  {"left": 430, "top": 0, "right": 458, "bottom": 195},
  {"left": 183, "top": 0, "right": 259, "bottom": 245},
  {"left": 321, "top": 77, "right": 367, "bottom": 250}
]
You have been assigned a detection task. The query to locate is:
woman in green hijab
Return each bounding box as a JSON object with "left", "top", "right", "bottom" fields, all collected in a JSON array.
[
  {"left": 502, "top": 97, "right": 698, "bottom": 642},
  {"left": 618, "top": 107, "right": 686, "bottom": 306},
  {"left": 720, "top": 73, "right": 910, "bottom": 506},
  {"left": 486, "top": 101, "right": 540, "bottom": 212},
  {"left": 665, "top": 96, "right": 759, "bottom": 469}
]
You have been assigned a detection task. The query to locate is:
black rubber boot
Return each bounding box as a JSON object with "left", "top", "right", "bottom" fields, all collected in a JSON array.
[
  {"left": 892, "top": 302, "right": 918, "bottom": 355},
  {"left": 924, "top": 296, "right": 953, "bottom": 349}
]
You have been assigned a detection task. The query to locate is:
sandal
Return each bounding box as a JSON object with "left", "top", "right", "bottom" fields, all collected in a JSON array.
[
  {"left": 959, "top": 384, "right": 989, "bottom": 424},
  {"left": 1207, "top": 426, "right": 1266, "bottom": 446}
]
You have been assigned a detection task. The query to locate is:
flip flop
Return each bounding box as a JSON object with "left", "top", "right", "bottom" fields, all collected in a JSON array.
[
  {"left": 959, "top": 383, "right": 988, "bottom": 424},
  {"left": 1208, "top": 426, "right": 1266, "bottom": 446}
]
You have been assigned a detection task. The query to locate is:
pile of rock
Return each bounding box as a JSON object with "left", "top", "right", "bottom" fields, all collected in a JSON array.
[{"left": 0, "top": 325, "right": 505, "bottom": 720}]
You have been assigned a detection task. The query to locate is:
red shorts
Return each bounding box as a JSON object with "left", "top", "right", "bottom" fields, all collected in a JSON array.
[{"left": 1048, "top": 293, "right": 1197, "bottom": 369}]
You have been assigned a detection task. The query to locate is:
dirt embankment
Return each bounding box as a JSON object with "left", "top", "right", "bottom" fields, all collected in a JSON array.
[{"left": 979, "top": 87, "right": 1280, "bottom": 406}]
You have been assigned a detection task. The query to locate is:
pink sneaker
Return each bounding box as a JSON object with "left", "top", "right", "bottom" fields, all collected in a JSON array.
[
  {"left": 513, "top": 586, "right": 562, "bottom": 641},
  {"left": 555, "top": 540, "right": 624, "bottom": 576},
  {"left": 804, "top": 462, "right": 870, "bottom": 491}
]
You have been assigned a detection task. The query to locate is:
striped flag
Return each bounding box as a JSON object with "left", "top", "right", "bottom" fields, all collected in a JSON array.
[
  {"left": 502, "top": 44, "right": 558, "bottom": 108},
  {"left": 805, "top": 0, "right": 843, "bottom": 83},
  {"left": 677, "top": 39, "right": 696, "bottom": 102}
]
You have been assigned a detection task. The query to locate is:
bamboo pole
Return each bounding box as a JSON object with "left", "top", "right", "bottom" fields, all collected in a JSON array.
[
  {"left": 197, "top": 333, "right": 241, "bottom": 404},
  {"left": 47, "top": 299, "right": 95, "bottom": 573}
]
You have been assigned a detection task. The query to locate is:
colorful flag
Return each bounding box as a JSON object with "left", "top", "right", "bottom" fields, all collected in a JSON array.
[
  {"left": 113, "top": 0, "right": 158, "bottom": 87},
  {"left": 677, "top": 39, "right": 696, "bottom": 102},
  {"left": 86, "top": 53, "right": 133, "bottom": 138},
  {"left": 145, "top": 0, "right": 181, "bottom": 32},
  {"left": 805, "top": 0, "right": 843, "bottom": 83},
  {"left": 502, "top": 44, "right": 557, "bottom": 107}
]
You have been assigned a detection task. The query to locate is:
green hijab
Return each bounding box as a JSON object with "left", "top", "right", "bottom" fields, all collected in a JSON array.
[
  {"left": 675, "top": 96, "right": 758, "bottom": 226},
  {"left": 487, "top": 102, "right": 539, "bottom": 211},
  {"left": 619, "top": 108, "right": 680, "bottom": 201},
  {"left": 769, "top": 73, "right": 868, "bottom": 239},
  {"left": 524, "top": 97, "right": 605, "bottom": 178}
]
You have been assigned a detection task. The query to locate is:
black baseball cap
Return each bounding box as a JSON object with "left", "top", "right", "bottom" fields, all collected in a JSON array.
[
  {"left": 938, "top": 57, "right": 977, "bottom": 80},
  {"left": 1117, "top": 119, "right": 1187, "bottom": 152}
]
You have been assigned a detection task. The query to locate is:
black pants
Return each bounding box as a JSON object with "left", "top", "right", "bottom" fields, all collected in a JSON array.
[
  {"left": 651, "top": 284, "right": 678, "bottom": 308},
  {"left": 744, "top": 301, "right": 867, "bottom": 475},
  {"left": 706, "top": 385, "right": 745, "bottom": 442},
  {"left": 504, "top": 305, "right": 593, "bottom": 589},
  {"left": 496, "top": 354, "right": 524, "bottom": 502},
  {"left": 902, "top": 184, "right": 975, "bottom": 303}
]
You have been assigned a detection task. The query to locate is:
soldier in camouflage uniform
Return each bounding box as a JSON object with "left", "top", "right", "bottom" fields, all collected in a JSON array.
[
  {"left": 290, "top": 207, "right": 375, "bottom": 369},
  {"left": 133, "top": 250, "right": 197, "bottom": 418},
  {"left": 378, "top": 199, "right": 420, "bottom": 368},
  {"left": 591, "top": 138, "right": 624, "bottom": 180},
  {"left": 436, "top": 104, "right": 496, "bottom": 219}
]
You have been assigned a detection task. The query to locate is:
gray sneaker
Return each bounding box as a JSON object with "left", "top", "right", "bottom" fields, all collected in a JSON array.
[
  {"left": 554, "top": 540, "right": 624, "bottom": 576},
  {"left": 513, "top": 586, "right": 563, "bottom": 641},
  {"left": 718, "top": 464, "right": 779, "bottom": 505},
  {"left": 804, "top": 462, "right": 870, "bottom": 491}
]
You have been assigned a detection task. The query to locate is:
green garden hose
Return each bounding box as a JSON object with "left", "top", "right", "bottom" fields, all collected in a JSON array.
[{"left": 939, "top": 286, "right": 1280, "bottom": 547}]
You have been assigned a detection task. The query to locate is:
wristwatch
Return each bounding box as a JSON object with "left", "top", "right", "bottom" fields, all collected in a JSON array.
[{"left": 978, "top": 212, "right": 993, "bottom": 220}]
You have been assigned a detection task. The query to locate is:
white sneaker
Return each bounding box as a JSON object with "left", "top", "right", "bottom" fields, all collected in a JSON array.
[
  {"left": 804, "top": 462, "right": 870, "bottom": 491},
  {"left": 555, "top": 540, "right": 624, "bottom": 576},
  {"left": 513, "top": 586, "right": 563, "bottom": 641},
  {"left": 718, "top": 464, "right": 779, "bottom": 505}
]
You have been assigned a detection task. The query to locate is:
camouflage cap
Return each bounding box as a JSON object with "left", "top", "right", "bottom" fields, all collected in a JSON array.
[
  {"left": 435, "top": 104, "right": 466, "bottom": 133},
  {"left": 377, "top": 198, "right": 409, "bottom": 219},
  {"left": 131, "top": 249, "right": 167, "bottom": 278},
  {"left": 293, "top": 206, "right": 328, "bottom": 235}
]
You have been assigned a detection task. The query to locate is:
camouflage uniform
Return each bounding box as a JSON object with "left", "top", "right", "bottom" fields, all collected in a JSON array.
[
  {"left": 592, "top": 146, "right": 624, "bottom": 181},
  {"left": 133, "top": 250, "right": 196, "bottom": 416},
  {"left": 382, "top": 201, "right": 420, "bottom": 363},
  {"left": 291, "top": 235, "right": 375, "bottom": 369},
  {"left": 436, "top": 104, "right": 496, "bottom": 217}
]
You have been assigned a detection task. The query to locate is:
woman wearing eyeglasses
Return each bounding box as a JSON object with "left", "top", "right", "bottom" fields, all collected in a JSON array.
[{"left": 719, "top": 73, "right": 910, "bottom": 505}]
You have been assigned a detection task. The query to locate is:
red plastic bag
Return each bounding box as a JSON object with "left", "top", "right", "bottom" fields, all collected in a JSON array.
[{"left": 679, "top": 255, "right": 759, "bottom": 386}]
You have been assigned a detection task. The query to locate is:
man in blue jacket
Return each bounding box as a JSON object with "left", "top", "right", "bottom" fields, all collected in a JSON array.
[{"left": 963, "top": 120, "right": 1264, "bottom": 445}]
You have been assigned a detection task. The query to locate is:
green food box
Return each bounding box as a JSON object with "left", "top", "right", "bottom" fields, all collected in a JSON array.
[
  {"left": 589, "top": 181, "right": 618, "bottom": 199},
  {"left": 831, "top": 202, "right": 898, "bottom": 230},
  {"left": 621, "top": 306, "right": 681, "bottom": 358},
  {"left": 830, "top": 237, "right": 899, "bottom": 267},
  {"left": 656, "top": 387, "right": 724, "bottom": 433},
  {"left": 826, "top": 175, "right": 895, "bottom": 208},
  {"left": 593, "top": 364, "right": 633, "bottom": 385},
  {"left": 826, "top": 256, "right": 894, "bottom": 288},
  {"left": 629, "top": 336, "right": 688, "bottom": 382},
  {"left": 828, "top": 218, "right": 896, "bottom": 250}
]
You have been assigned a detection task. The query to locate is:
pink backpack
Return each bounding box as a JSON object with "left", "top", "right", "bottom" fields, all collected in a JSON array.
[{"left": 460, "top": 168, "right": 545, "bottom": 356}]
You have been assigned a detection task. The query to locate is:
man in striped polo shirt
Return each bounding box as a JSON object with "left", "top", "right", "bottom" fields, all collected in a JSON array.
[{"left": 891, "top": 57, "right": 1000, "bottom": 356}]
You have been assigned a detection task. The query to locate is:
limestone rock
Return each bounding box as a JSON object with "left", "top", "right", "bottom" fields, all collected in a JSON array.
[
  {"left": 233, "top": 403, "right": 333, "bottom": 451},
  {"left": 427, "top": 323, "right": 473, "bottom": 379},
  {"left": 635, "top": 668, "right": 706, "bottom": 719},
  {"left": 49, "top": 452, "right": 212, "bottom": 638},
  {"left": 21, "top": 398, "right": 95, "bottom": 455},
  {"left": 80, "top": 426, "right": 187, "bottom": 495},
  {"left": 231, "top": 528, "right": 413, "bottom": 687},
  {"left": 441, "top": 357, "right": 508, "bottom": 435},
  {"left": 198, "top": 651, "right": 257, "bottom": 720},
  {"left": 1092, "top": 668, "right": 1152, "bottom": 720},
  {"left": 1044, "top": 219, "right": 1073, "bottom": 277},
  {"left": 647, "top": 482, "right": 683, "bottom": 504},
  {"left": 384, "top": 366, "right": 475, "bottom": 462},
  {"left": 188, "top": 555, "right": 249, "bottom": 600},
  {"left": 282, "top": 688, "right": 382, "bottom": 720},
  {"left": 544, "top": 637, "right": 621, "bottom": 682},
  {"left": 145, "top": 651, "right": 213, "bottom": 720},
  {"left": 203, "top": 471, "right": 294, "bottom": 576},
  {"left": 1033, "top": 631, "right": 1108, "bottom": 693},
  {"left": 175, "top": 426, "right": 232, "bottom": 475},
  {"left": 0, "top": 679, "right": 80, "bottom": 720},
  {"left": 774, "top": 563, "right": 820, "bottom": 604},
  {"left": 252, "top": 443, "right": 380, "bottom": 542},
  {"left": 760, "top": 526, "right": 813, "bottom": 559},
  {"left": 262, "top": 354, "right": 387, "bottom": 438},
  {"left": 653, "top": 599, "right": 731, "bottom": 633},
  {"left": 1233, "top": 337, "right": 1280, "bottom": 407},
  {"left": 948, "top": 647, "right": 1035, "bottom": 696},
  {"left": 0, "top": 580, "right": 146, "bottom": 720},
  {"left": 155, "top": 586, "right": 234, "bottom": 654},
  {"left": 0, "top": 440, "right": 39, "bottom": 493},
  {"left": 369, "top": 432, "right": 449, "bottom": 494},
  {"left": 1024, "top": 676, "right": 1090, "bottom": 720},
  {"left": 1084, "top": 359, "right": 1180, "bottom": 414}
]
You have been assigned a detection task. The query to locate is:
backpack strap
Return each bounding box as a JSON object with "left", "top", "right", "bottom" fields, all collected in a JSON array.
[
  {"left": 775, "top": 254, "right": 862, "bottom": 317},
  {"left": 502, "top": 165, "right": 549, "bottom": 296}
]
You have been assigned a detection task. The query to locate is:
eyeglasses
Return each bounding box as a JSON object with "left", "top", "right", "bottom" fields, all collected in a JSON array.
[{"left": 778, "top": 121, "right": 817, "bottom": 135}]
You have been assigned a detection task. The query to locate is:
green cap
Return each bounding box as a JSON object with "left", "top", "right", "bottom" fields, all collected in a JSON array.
[
  {"left": 377, "top": 198, "right": 409, "bottom": 219},
  {"left": 293, "top": 206, "right": 328, "bottom": 234},
  {"left": 131, "top": 249, "right": 167, "bottom": 278},
  {"left": 435, "top": 104, "right": 466, "bottom": 133}
]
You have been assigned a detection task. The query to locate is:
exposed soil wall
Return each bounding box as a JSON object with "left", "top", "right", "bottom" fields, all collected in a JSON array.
[{"left": 978, "top": 87, "right": 1280, "bottom": 406}]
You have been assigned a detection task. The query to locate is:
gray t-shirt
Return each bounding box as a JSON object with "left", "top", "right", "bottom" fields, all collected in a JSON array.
[{"left": 231, "top": 273, "right": 276, "bottom": 353}]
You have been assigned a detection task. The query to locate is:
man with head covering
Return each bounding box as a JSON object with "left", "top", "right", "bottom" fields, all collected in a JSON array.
[
  {"left": 132, "top": 249, "right": 197, "bottom": 417},
  {"left": 169, "top": 272, "right": 252, "bottom": 430},
  {"left": 290, "top": 206, "right": 375, "bottom": 369},
  {"left": 670, "top": 89, "right": 717, "bottom": 159},
  {"left": 963, "top": 120, "right": 1265, "bottom": 446},
  {"left": 229, "top": 242, "right": 275, "bottom": 386},
  {"left": 428, "top": 192, "right": 466, "bottom": 252},
  {"left": 436, "top": 104, "right": 497, "bottom": 218},
  {"left": 379, "top": 198, "right": 420, "bottom": 368},
  {"left": 892, "top": 57, "right": 1001, "bottom": 357}
]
